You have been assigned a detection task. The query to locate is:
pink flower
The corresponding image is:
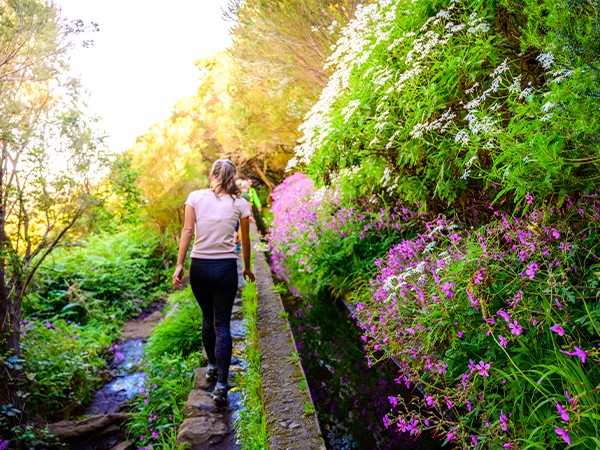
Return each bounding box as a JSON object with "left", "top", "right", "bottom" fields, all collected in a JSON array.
[
  {"left": 555, "top": 426, "right": 571, "bottom": 445},
  {"left": 550, "top": 325, "right": 565, "bottom": 336},
  {"left": 499, "top": 410, "right": 508, "bottom": 431},
  {"left": 503, "top": 444, "right": 513, "bottom": 449},
  {"left": 498, "top": 335, "right": 508, "bottom": 347},
  {"left": 475, "top": 360, "right": 490, "bottom": 377},
  {"left": 525, "top": 262, "right": 539, "bottom": 279},
  {"left": 497, "top": 310, "right": 511, "bottom": 322},
  {"left": 471, "top": 435, "right": 479, "bottom": 445},
  {"left": 457, "top": 331, "right": 464, "bottom": 338},
  {"left": 509, "top": 320, "right": 523, "bottom": 335},
  {"left": 560, "top": 345, "right": 587, "bottom": 364},
  {"left": 555, "top": 400, "right": 570, "bottom": 422}
]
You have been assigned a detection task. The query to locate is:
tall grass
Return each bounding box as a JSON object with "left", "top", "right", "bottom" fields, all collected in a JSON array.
[{"left": 234, "top": 281, "right": 268, "bottom": 448}]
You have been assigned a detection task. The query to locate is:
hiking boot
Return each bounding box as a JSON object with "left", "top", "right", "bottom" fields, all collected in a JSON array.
[
  {"left": 206, "top": 363, "right": 218, "bottom": 382},
  {"left": 211, "top": 383, "right": 228, "bottom": 405}
]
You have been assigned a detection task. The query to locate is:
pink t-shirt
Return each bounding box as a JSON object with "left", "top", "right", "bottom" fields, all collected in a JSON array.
[{"left": 185, "top": 189, "right": 251, "bottom": 259}]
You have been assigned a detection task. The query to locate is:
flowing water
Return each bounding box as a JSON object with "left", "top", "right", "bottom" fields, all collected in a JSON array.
[{"left": 282, "top": 293, "right": 443, "bottom": 450}]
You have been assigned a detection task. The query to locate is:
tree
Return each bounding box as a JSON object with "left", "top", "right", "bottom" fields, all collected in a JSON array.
[
  {"left": 0, "top": 0, "right": 104, "bottom": 412},
  {"left": 222, "top": 0, "right": 362, "bottom": 191}
]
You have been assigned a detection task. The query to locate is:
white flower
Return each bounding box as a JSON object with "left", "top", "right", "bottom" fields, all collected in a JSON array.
[
  {"left": 455, "top": 130, "right": 470, "bottom": 146},
  {"left": 541, "top": 102, "right": 555, "bottom": 112},
  {"left": 536, "top": 52, "right": 555, "bottom": 70}
]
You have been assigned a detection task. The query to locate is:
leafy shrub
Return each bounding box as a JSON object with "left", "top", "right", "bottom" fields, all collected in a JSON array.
[
  {"left": 125, "top": 352, "right": 198, "bottom": 448},
  {"left": 267, "top": 173, "right": 415, "bottom": 297},
  {"left": 20, "top": 318, "right": 113, "bottom": 420},
  {"left": 290, "top": 0, "right": 600, "bottom": 213},
  {"left": 353, "top": 193, "right": 600, "bottom": 448},
  {"left": 27, "top": 225, "right": 167, "bottom": 323},
  {"left": 144, "top": 287, "right": 203, "bottom": 360}
]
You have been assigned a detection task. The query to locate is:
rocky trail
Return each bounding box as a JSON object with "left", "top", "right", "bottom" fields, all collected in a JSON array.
[{"left": 49, "top": 223, "right": 324, "bottom": 449}]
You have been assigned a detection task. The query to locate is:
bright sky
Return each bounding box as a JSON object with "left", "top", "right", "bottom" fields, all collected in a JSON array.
[{"left": 57, "top": 0, "right": 233, "bottom": 153}]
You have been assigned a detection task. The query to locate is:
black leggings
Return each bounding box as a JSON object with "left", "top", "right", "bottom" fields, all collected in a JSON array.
[{"left": 189, "top": 258, "right": 238, "bottom": 384}]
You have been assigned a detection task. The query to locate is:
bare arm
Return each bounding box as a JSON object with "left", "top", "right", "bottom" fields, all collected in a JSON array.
[
  {"left": 173, "top": 204, "right": 196, "bottom": 289},
  {"left": 239, "top": 216, "right": 255, "bottom": 282}
]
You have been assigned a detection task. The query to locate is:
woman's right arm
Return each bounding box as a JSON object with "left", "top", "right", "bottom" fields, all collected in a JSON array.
[{"left": 173, "top": 204, "right": 196, "bottom": 289}]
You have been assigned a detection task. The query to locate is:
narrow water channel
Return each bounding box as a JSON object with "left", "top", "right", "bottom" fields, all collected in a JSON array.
[{"left": 282, "top": 292, "right": 442, "bottom": 450}]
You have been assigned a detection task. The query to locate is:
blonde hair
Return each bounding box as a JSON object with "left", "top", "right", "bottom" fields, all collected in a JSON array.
[{"left": 210, "top": 159, "right": 241, "bottom": 199}]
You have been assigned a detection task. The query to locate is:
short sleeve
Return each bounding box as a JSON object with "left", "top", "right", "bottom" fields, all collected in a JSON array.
[
  {"left": 239, "top": 197, "right": 252, "bottom": 219},
  {"left": 185, "top": 191, "right": 195, "bottom": 207}
]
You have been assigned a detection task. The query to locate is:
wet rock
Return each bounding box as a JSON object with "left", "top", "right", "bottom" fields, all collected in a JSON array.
[
  {"left": 48, "top": 413, "right": 129, "bottom": 440},
  {"left": 176, "top": 416, "right": 229, "bottom": 445},
  {"left": 194, "top": 368, "right": 211, "bottom": 390},
  {"left": 122, "top": 311, "right": 163, "bottom": 340},
  {"left": 184, "top": 389, "right": 218, "bottom": 416},
  {"left": 110, "top": 441, "right": 132, "bottom": 450}
]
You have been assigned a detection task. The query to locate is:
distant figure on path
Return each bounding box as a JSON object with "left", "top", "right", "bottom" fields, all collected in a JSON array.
[
  {"left": 246, "top": 178, "right": 262, "bottom": 213},
  {"left": 173, "top": 159, "right": 255, "bottom": 405}
]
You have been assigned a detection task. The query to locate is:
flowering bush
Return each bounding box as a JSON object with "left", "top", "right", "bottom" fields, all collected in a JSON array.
[
  {"left": 352, "top": 193, "right": 600, "bottom": 448},
  {"left": 267, "top": 173, "right": 416, "bottom": 297},
  {"left": 290, "top": 0, "right": 600, "bottom": 211},
  {"left": 267, "top": 0, "right": 600, "bottom": 448}
]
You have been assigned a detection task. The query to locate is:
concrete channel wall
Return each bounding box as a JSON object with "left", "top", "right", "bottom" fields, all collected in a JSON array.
[{"left": 251, "top": 224, "right": 326, "bottom": 449}]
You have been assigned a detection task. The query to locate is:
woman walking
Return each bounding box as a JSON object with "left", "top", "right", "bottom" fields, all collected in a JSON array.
[{"left": 173, "top": 159, "right": 255, "bottom": 404}]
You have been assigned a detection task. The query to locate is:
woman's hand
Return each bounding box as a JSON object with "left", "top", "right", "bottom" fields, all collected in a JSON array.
[
  {"left": 173, "top": 265, "right": 184, "bottom": 289},
  {"left": 243, "top": 268, "right": 255, "bottom": 282}
]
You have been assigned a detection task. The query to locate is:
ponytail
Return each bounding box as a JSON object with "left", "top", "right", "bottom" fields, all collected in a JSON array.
[{"left": 210, "top": 160, "right": 241, "bottom": 199}]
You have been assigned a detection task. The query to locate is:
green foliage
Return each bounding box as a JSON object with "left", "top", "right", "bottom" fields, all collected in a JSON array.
[
  {"left": 20, "top": 319, "right": 112, "bottom": 420},
  {"left": 292, "top": 0, "right": 600, "bottom": 214},
  {"left": 124, "top": 286, "right": 204, "bottom": 448},
  {"left": 126, "top": 352, "right": 198, "bottom": 447},
  {"left": 27, "top": 225, "right": 167, "bottom": 323},
  {"left": 235, "top": 281, "right": 268, "bottom": 449},
  {"left": 145, "top": 287, "right": 203, "bottom": 360}
]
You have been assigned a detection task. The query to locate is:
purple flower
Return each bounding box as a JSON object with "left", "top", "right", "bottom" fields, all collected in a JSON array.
[
  {"left": 509, "top": 320, "right": 523, "bottom": 335},
  {"left": 497, "top": 310, "right": 511, "bottom": 322},
  {"left": 44, "top": 321, "right": 53, "bottom": 329},
  {"left": 503, "top": 444, "right": 513, "bottom": 449},
  {"left": 447, "top": 431, "right": 455, "bottom": 441},
  {"left": 475, "top": 360, "right": 490, "bottom": 377},
  {"left": 499, "top": 410, "right": 508, "bottom": 431},
  {"left": 457, "top": 331, "right": 464, "bottom": 338},
  {"left": 565, "top": 390, "right": 574, "bottom": 404},
  {"left": 573, "top": 346, "right": 587, "bottom": 363},
  {"left": 114, "top": 352, "right": 124, "bottom": 361},
  {"left": 425, "top": 396, "right": 435, "bottom": 407},
  {"left": 555, "top": 400, "right": 570, "bottom": 422},
  {"left": 555, "top": 426, "right": 571, "bottom": 445},
  {"left": 560, "top": 345, "right": 587, "bottom": 364},
  {"left": 550, "top": 325, "right": 565, "bottom": 336},
  {"left": 525, "top": 262, "right": 539, "bottom": 279},
  {"left": 441, "top": 282, "right": 454, "bottom": 298},
  {"left": 388, "top": 396, "right": 398, "bottom": 407},
  {"left": 498, "top": 335, "right": 508, "bottom": 347},
  {"left": 471, "top": 435, "right": 479, "bottom": 445},
  {"left": 0, "top": 440, "right": 9, "bottom": 450}
]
